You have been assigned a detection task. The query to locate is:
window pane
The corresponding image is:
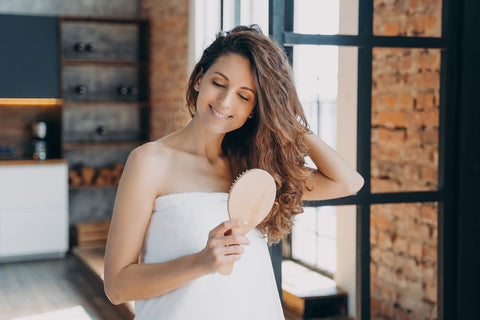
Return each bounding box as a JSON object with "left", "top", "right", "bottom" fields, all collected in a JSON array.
[
  {"left": 370, "top": 202, "right": 438, "bottom": 319},
  {"left": 373, "top": 0, "right": 442, "bottom": 37},
  {"left": 294, "top": 0, "right": 359, "bottom": 35},
  {"left": 292, "top": 206, "right": 338, "bottom": 274},
  {"left": 294, "top": 45, "right": 338, "bottom": 149},
  {"left": 222, "top": 0, "right": 269, "bottom": 34},
  {"left": 316, "top": 236, "right": 336, "bottom": 273},
  {"left": 371, "top": 48, "right": 441, "bottom": 192},
  {"left": 292, "top": 45, "right": 358, "bottom": 277},
  {"left": 291, "top": 227, "right": 316, "bottom": 266}
]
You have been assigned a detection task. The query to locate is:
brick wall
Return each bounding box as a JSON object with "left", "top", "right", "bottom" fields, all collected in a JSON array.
[
  {"left": 371, "top": 0, "right": 442, "bottom": 319},
  {"left": 373, "top": 0, "right": 442, "bottom": 37},
  {"left": 371, "top": 47, "right": 440, "bottom": 192},
  {"left": 141, "top": 0, "right": 190, "bottom": 140},
  {"left": 371, "top": 203, "right": 438, "bottom": 319}
]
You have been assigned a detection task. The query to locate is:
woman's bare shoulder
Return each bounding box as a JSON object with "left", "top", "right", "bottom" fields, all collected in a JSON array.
[{"left": 126, "top": 140, "right": 176, "bottom": 172}]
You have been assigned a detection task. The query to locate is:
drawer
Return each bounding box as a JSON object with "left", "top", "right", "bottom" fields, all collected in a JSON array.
[
  {"left": 0, "top": 208, "right": 68, "bottom": 257},
  {"left": 63, "top": 65, "right": 145, "bottom": 102},
  {"left": 62, "top": 21, "right": 140, "bottom": 61},
  {"left": 0, "top": 164, "right": 68, "bottom": 209},
  {"left": 63, "top": 104, "right": 146, "bottom": 143}
]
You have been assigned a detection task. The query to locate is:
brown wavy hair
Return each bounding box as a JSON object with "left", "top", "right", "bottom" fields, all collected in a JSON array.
[{"left": 186, "top": 25, "right": 313, "bottom": 243}]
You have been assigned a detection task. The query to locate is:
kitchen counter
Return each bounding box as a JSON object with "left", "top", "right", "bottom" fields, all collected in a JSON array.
[
  {"left": 0, "top": 159, "right": 66, "bottom": 166},
  {"left": 0, "top": 159, "right": 69, "bottom": 262}
]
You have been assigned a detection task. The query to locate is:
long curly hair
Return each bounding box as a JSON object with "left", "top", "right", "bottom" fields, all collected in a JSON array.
[{"left": 186, "top": 25, "right": 313, "bottom": 244}]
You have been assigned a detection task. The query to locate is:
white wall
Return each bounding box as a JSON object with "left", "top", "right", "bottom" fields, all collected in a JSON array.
[{"left": 336, "top": 1, "right": 359, "bottom": 317}]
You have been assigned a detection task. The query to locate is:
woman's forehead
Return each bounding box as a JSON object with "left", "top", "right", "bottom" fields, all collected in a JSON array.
[{"left": 206, "top": 53, "right": 256, "bottom": 90}]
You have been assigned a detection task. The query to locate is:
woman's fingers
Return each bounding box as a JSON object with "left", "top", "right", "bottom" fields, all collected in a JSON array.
[
  {"left": 209, "top": 219, "right": 247, "bottom": 238},
  {"left": 200, "top": 219, "right": 252, "bottom": 273}
]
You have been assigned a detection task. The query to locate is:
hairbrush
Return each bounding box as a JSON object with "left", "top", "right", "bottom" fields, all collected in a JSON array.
[{"left": 218, "top": 168, "right": 276, "bottom": 275}]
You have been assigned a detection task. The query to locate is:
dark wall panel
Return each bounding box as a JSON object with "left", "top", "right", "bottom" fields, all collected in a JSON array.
[{"left": 0, "top": 14, "right": 59, "bottom": 98}]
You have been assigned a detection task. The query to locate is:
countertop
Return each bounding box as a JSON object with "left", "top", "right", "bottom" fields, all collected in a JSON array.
[{"left": 0, "top": 159, "right": 67, "bottom": 166}]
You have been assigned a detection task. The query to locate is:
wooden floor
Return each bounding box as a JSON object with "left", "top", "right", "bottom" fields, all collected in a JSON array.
[
  {"left": 0, "top": 253, "right": 351, "bottom": 320},
  {"left": 0, "top": 253, "right": 132, "bottom": 320}
]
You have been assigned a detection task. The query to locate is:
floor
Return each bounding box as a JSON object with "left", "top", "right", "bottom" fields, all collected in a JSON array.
[
  {"left": 0, "top": 253, "right": 132, "bottom": 320},
  {"left": 0, "top": 253, "right": 349, "bottom": 320}
]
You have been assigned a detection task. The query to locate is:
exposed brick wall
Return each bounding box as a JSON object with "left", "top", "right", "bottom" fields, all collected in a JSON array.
[
  {"left": 371, "top": 1, "right": 442, "bottom": 319},
  {"left": 373, "top": 0, "right": 442, "bottom": 37},
  {"left": 141, "top": 0, "right": 191, "bottom": 140},
  {"left": 371, "top": 47, "right": 440, "bottom": 192},
  {"left": 370, "top": 203, "right": 438, "bottom": 320}
]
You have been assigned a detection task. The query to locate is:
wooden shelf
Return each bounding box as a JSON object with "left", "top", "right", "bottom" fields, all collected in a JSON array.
[
  {"left": 69, "top": 184, "right": 118, "bottom": 190},
  {"left": 63, "top": 140, "right": 145, "bottom": 149},
  {"left": 62, "top": 101, "right": 149, "bottom": 107},
  {"left": 61, "top": 15, "right": 147, "bottom": 24},
  {"left": 62, "top": 59, "right": 144, "bottom": 67},
  {"left": 0, "top": 159, "right": 67, "bottom": 166}
]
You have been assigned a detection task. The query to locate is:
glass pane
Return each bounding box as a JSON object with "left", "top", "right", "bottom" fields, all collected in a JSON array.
[
  {"left": 291, "top": 206, "right": 338, "bottom": 275},
  {"left": 373, "top": 0, "right": 442, "bottom": 37},
  {"left": 291, "top": 227, "right": 316, "bottom": 266},
  {"left": 294, "top": 0, "right": 359, "bottom": 35},
  {"left": 371, "top": 48, "right": 441, "bottom": 193},
  {"left": 293, "top": 45, "right": 358, "bottom": 171},
  {"left": 370, "top": 202, "right": 438, "bottom": 319},
  {"left": 222, "top": 0, "right": 269, "bottom": 35},
  {"left": 316, "top": 236, "right": 336, "bottom": 273}
]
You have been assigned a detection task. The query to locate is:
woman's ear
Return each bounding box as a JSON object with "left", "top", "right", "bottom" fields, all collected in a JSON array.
[
  {"left": 248, "top": 109, "right": 255, "bottom": 118},
  {"left": 193, "top": 73, "right": 203, "bottom": 92}
]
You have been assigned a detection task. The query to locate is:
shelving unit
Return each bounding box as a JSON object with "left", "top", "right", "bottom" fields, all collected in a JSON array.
[{"left": 59, "top": 16, "right": 149, "bottom": 227}]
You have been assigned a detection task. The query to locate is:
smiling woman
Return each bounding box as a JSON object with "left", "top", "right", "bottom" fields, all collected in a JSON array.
[
  {"left": 104, "top": 25, "right": 363, "bottom": 320},
  {"left": 192, "top": 54, "right": 256, "bottom": 131}
]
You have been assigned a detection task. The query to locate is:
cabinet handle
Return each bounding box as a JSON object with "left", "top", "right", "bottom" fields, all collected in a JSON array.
[
  {"left": 118, "top": 86, "right": 129, "bottom": 96},
  {"left": 96, "top": 125, "right": 108, "bottom": 136},
  {"left": 76, "top": 85, "right": 87, "bottom": 95},
  {"left": 86, "top": 43, "right": 95, "bottom": 52},
  {"left": 129, "top": 86, "right": 138, "bottom": 96},
  {"left": 75, "top": 42, "right": 86, "bottom": 52}
]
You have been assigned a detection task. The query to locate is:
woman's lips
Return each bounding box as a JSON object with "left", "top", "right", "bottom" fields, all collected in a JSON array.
[{"left": 210, "top": 105, "right": 231, "bottom": 120}]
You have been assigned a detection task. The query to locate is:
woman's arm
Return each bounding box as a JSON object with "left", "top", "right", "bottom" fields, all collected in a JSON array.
[
  {"left": 104, "top": 144, "right": 249, "bottom": 305},
  {"left": 301, "top": 133, "right": 364, "bottom": 201}
]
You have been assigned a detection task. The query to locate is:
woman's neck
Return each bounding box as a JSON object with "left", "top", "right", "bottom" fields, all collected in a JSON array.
[{"left": 180, "top": 119, "right": 226, "bottom": 162}]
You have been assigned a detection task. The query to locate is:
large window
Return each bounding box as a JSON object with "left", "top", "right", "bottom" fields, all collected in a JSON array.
[{"left": 270, "top": 0, "right": 458, "bottom": 319}]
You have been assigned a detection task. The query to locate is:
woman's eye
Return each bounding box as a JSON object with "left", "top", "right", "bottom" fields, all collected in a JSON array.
[
  {"left": 239, "top": 95, "right": 249, "bottom": 101},
  {"left": 212, "top": 81, "right": 225, "bottom": 87}
]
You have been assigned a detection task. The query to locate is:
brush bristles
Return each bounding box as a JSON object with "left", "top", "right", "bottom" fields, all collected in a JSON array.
[{"left": 229, "top": 170, "right": 248, "bottom": 194}]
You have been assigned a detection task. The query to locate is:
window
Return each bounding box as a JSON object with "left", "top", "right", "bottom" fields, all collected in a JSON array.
[{"left": 270, "top": 0, "right": 458, "bottom": 319}]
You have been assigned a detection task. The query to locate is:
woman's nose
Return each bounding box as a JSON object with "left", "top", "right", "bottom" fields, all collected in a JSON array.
[{"left": 219, "top": 90, "right": 235, "bottom": 109}]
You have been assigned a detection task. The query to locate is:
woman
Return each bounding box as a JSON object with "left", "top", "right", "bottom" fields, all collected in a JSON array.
[{"left": 104, "top": 25, "right": 363, "bottom": 319}]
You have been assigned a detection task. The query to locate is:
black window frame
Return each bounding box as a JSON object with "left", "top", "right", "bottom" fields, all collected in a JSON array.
[{"left": 268, "top": 0, "right": 465, "bottom": 319}]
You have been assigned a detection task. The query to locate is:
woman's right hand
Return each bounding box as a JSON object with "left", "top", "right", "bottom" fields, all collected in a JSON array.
[{"left": 196, "top": 219, "right": 251, "bottom": 274}]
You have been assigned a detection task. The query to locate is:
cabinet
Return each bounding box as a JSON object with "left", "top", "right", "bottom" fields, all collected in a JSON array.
[
  {"left": 59, "top": 17, "right": 149, "bottom": 225},
  {"left": 0, "top": 14, "right": 59, "bottom": 99},
  {"left": 0, "top": 160, "right": 68, "bottom": 262},
  {"left": 0, "top": 14, "right": 61, "bottom": 161}
]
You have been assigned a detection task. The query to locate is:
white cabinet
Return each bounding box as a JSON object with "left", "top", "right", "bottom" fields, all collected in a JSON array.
[{"left": 0, "top": 160, "right": 68, "bottom": 261}]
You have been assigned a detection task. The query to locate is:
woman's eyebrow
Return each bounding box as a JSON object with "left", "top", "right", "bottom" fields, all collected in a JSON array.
[{"left": 213, "top": 71, "right": 255, "bottom": 93}]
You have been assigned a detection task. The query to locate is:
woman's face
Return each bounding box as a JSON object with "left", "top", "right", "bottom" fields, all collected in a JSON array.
[{"left": 194, "top": 53, "right": 256, "bottom": 134}]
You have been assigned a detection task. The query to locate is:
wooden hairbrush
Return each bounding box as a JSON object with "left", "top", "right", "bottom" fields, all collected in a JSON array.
[{"left": 218, "top": 168, "right": 277, "bottom": 275}]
